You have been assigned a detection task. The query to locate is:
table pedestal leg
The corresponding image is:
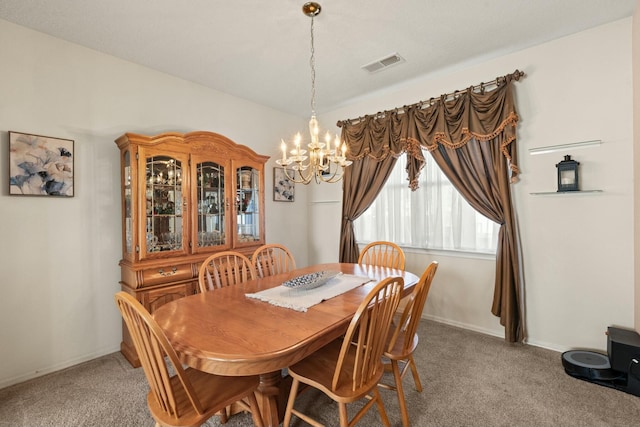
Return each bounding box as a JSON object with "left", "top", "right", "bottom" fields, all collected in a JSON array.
[
  {"left": 256, "top": 370, "right": 292, "bottom": 427},
  {"left": 256, "top": 371, "right": 280, "bottom": 427}
]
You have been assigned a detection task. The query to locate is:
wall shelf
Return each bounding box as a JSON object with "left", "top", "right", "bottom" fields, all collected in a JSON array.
[
  {"left": 311, "top": 200, "right": 341, "bottom": 204},
  {"left": 528, "top": 140, "right": 601, "bottom": 155},
  {"left": 529, "top": 190, "right": 603, "bottom": 196}
]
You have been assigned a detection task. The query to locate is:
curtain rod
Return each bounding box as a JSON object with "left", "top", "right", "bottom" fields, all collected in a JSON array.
[{"left": 337, "top": 69, "right": 525, "bottom": 127}]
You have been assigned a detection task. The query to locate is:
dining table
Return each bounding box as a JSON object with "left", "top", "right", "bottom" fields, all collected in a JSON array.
[{"left": 152, "top": 262, "right": 419, "bottom": 427}]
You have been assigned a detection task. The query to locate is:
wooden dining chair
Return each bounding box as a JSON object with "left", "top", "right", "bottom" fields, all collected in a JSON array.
[
  {"left": 114, "top": 292, "right": 264, "bottom": 427},
  {"left": 357, "top": 241, "right": 406, "bottom": 270},
  {"left": 283, "top": 276, "right": 404, "bottom": 427},
  {"left": 251, "top": 243, "right": 296, "bottom": 278},
  {"left": 198, "top": 251, "right": 256, "bottom": 293},
  {"left": 379, "top": 261, "right": 439, "bottom": 427}
]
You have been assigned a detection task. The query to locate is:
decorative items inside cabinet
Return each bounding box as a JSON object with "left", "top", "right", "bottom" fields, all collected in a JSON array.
[
  {"left": 236, "top": 166, "right": 261, "bottom": 244},
  {"left": 196, "top": 161, "right": 226, "bottom": 248},
  {"left": 145, "top": 155, "right": 184, "bottom": 253},
  {"left": 123, "top": 150, "right": 134, "bottom": 257}
]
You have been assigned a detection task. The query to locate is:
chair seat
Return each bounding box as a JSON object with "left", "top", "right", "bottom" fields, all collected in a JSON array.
[
  {"left": 149, "top": 368, "right": 260, "bottom": 427},
  {"left": 288, "top": 339, "right": 385, "bottom": 403},
  {"left": 384, "top": 329, "right": 419, "bottom": 361}
]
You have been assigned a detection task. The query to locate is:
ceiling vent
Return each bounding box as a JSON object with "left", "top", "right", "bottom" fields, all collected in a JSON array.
[{"left": 361, "top": 52, "right": 405, "bottom": 73}]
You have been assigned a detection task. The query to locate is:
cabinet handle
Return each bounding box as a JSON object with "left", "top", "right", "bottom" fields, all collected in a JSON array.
[{"left": 158, "top": 267, "right": 178, "bottom": 276}]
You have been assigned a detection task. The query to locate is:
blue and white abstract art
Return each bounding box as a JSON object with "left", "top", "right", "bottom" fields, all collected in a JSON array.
[{"left": 9, "top": 131, "right": 74, "bottom": 197}]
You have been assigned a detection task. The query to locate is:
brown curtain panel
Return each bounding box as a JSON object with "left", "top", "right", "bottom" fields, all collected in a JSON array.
[
  {"left": 339, "top": 149, "right": 398, "bottom": 264},
  {"left": 338, "top": 74, "right": 524, "bottom": 342}
]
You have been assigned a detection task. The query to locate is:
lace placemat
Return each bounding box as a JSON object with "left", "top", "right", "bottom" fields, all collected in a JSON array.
[{"left": 246, "top": 273, "right": 373, "bottom": 312}]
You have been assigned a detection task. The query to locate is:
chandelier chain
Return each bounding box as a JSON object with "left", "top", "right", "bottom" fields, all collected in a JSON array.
[{"left": 309, "top": 15, "right": 316, "bottom": 115}]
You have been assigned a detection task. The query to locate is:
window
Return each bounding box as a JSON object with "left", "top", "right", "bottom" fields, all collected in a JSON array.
[{"left": 354, "top": 152, "right": 499, "bottom": 254}]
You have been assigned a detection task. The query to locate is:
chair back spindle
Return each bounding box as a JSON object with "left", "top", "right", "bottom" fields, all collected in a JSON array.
[
  {"left": 358, "top": 241, "right": 405, "bottom": 270},
  {"left": 252, "top": 244, "right": 296, "bottom": 278},
  {"left": 198, "top": 251, "right": 256, "bottom": 293}
]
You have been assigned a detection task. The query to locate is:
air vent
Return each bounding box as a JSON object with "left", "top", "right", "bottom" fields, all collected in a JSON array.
[{"left": 361, "top": 53, "right": 405, "bottom": 73}]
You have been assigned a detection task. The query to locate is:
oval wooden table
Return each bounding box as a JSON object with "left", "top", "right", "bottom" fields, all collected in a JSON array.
[{"left": 153, "top": 262, "right": 419, "bottom": 426}]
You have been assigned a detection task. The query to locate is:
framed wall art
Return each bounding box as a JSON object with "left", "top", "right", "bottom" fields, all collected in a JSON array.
[
  {"left": 9, "top": 131, "right": 74, "bottom": 197},
  {"left": 273, "top": 167, "right": 295, "bottom": 202}
]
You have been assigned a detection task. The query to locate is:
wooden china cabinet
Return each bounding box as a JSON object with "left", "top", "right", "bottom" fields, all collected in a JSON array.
[{"left": 115, "top": 131, "right": 269, "bottom": 367}]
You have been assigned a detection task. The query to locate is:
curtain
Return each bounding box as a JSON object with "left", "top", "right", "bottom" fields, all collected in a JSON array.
[
  {"left": 429, "top": 140, "right": 522, "bottom": 342},
  {"left": 339, "top": 153, "right": 397, "bottom": 264},
  {"left": 337, "top": 72, "right": 524, "bottom": 342},
  {"left": 339, "top": 110, "right": 409, "bottom": 263}
]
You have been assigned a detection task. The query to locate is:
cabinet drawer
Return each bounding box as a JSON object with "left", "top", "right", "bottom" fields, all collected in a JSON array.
[{"left": 141, "top": 263, "right": 194, "bottom": 286}]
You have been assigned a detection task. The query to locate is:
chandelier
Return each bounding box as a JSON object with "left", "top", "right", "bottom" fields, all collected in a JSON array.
[{"left": 276, "top": 2, "right": 352, "bottom": 184}]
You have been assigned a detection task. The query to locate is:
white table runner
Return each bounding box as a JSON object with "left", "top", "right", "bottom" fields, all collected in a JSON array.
[{"left": 246, "top": 273, "right": 373, "bottom": 312}]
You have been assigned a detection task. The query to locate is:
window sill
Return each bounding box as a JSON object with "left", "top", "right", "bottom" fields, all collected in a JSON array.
[{"left": 400, "top": 246, "right": 497, "bottom": 260}]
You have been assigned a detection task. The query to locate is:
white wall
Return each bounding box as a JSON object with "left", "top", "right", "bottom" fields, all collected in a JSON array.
[
  {"left": 313, "top": 18, "right": 635, "bottom": 351},
  {"left": 0, "top": 19, "right": 310, "bottom": 388}
]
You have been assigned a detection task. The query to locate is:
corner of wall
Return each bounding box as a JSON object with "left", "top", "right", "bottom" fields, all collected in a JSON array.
[{"left": 633, "top": 0, "right": 640, "bottom": 333}]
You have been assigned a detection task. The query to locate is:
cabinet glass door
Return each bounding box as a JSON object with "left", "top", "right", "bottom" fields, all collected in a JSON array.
[
  {"left": 196, "top": 162, "right": 226, "bottom": 249},
  {"left": 236, "top": 166, "right": 260, "bottom": 244},
  {"left": 144, "top": 155, "right": 184, "bottom": 255},
  {"left": 123, "top": 150, "right": 133, "bottom": 257}
]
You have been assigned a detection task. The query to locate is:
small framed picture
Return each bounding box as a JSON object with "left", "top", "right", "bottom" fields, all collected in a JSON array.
[
  {"left": 9, "top": 131, "right": 74, "bottom": 197},
  {"left": 273, "top": 167, "right": 295, "bottom": 202}
]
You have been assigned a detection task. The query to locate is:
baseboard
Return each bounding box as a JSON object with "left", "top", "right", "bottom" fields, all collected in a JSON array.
[
  {"left": 422, "top": 314, "right": 504, "bottom": 339},
  {"left": 422, "top": 314, "right": 567, "bottom": 353},
  {"left": 0, "top": 345, "right": 121, "bottom": 390}
]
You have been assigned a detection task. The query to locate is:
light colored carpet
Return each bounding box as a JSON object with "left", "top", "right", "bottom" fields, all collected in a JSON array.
[{"left": 1, "top": 319, "right": 639, "bottom": 427}]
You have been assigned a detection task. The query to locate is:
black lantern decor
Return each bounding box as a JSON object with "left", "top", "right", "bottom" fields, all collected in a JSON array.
[{"left": 556, "top": 155, "right": 580, "bottom": 192}]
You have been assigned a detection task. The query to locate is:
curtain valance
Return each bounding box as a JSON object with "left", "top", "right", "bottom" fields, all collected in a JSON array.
[{"left": 338, "top": 71, "right": 522, "bottom": 190}]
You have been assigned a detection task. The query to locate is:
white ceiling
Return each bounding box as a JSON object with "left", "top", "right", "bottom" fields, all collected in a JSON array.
[{"left": 0, "top": 0, "right": 636, "bottom": 117}]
